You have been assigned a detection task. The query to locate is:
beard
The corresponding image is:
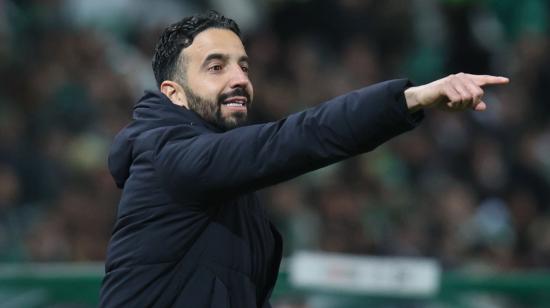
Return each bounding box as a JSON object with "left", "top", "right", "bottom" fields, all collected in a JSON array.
[{"left": 183, "top": 85, "right": 251, "bottom": 130}]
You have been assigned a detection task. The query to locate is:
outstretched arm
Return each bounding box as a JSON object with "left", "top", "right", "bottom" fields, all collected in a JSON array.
[{"left": 155, "top": 74, "right": 509, "bottom": 203}]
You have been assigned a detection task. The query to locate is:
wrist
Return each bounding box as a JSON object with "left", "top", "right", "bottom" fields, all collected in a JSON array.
[{"left": 404, "top": 86, "right": 423, "bottom": 113}]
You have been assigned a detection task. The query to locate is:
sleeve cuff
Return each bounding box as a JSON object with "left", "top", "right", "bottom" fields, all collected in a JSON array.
[{"left": 391, "top": 79, "right": 425, "bottom": 127}]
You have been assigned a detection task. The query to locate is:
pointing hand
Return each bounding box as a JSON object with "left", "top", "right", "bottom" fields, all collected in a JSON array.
[{"left": 404, "top": 73, "right": 509, "bottom": 112}]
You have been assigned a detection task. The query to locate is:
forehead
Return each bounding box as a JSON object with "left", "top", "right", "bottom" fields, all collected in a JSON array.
[{"left": 183, "top": 28, "right": 246, "bottom": 63}]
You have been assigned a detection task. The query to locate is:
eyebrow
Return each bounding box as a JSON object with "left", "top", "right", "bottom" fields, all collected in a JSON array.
[
  {"left": 203, "top": 53, "right": 227, "bottom": 64},
  {"left": 201, "top": 53, "right": 249, "bottom": 68}
]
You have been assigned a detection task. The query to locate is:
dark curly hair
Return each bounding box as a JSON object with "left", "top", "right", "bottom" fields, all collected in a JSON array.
[{"left": 152, "top": 11, "right": 241, "bottom": 88}]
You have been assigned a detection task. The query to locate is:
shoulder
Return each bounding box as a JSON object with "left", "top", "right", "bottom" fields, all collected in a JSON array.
[{"left": 135, "top": 122, "right": 209, "bottom": 155}]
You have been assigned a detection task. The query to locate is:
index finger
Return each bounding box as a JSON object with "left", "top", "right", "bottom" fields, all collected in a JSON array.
[{"left": 469, "top": 74, "right": 510, "bottom": 86}]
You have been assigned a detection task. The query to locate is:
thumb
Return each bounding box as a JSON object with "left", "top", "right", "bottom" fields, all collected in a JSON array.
[{"left": 473, "top": 101, "right": 487, "bottom": 111}]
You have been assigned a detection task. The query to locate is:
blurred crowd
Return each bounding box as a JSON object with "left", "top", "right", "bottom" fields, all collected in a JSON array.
[{"left": 1, "top": 0, "right": 549, "bottom": 274}]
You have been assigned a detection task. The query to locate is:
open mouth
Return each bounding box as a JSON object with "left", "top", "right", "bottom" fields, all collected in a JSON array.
[{"left": 222, "top": 96, "right": 248, "bottom": 108}]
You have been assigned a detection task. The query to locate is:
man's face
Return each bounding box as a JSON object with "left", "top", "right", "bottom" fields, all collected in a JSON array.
[{"left": 179, "top": 28, "right": 253, "bottom": 129}]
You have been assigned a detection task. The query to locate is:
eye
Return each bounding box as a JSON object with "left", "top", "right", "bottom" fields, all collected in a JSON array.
[
  {"left": 208, "top": 64, "right": 223, "bottom": 72},
  {"left": 241, "top": 66, "right": 249, "bottom": 73}
]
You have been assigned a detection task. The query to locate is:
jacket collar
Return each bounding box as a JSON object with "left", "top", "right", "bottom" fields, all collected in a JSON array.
[{"left": 136, "top": 90, "right": 225, "bottom": 133}]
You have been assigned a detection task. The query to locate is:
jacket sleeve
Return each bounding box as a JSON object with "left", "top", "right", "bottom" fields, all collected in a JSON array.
[{"left": 153, "top": 79, "right": 423, "bottom": 202}]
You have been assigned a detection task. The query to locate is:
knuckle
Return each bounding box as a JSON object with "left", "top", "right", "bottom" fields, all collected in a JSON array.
[
  {"left": 447, "top": 76, "right": 456, "bottom": 85},
  {"left": 450, "top": 94, "right": 461, "bottom": 102}
]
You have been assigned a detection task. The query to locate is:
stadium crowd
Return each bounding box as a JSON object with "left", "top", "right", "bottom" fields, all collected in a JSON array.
[{"left": 1, "top": 0, "right": 549, "bottom": 276}]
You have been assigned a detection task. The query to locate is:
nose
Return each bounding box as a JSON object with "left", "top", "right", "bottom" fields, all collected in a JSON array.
[{"left": 228, "top": 64, "right": 251, "bottom": 90}]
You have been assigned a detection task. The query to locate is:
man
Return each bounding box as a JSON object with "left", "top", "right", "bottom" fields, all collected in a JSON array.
[{"left": 99, "top": 11, "right": 508, "bottom": 308}]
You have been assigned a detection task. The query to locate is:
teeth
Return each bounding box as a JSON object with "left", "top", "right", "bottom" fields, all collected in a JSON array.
[{"left": 225, "top": 99, "right": 245, "bottom": 107}]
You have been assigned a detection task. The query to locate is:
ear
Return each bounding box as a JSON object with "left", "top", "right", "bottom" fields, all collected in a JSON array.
[{"left": 160, "top": 80, "right": 188, "bottom": 108}]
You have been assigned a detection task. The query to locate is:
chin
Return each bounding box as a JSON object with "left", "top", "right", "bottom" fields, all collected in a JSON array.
[
  {"left": 225, "top": 118, "right": 246, "bottom": 129},
  {"left": 221, "top": 110, "right": 247, "bottom": 127}
]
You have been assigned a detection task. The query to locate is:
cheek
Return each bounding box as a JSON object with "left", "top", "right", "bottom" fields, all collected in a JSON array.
[
  {"left": 188, "top": 76, "right": 224, "bottom": 100},
  {"left": 203, "top": 87, "right": 222, "bottom": 102}
]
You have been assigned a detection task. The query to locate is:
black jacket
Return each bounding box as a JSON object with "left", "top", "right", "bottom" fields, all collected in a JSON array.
[{"left": 99, "top": 79, "right": 423, "bottom": 307}]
